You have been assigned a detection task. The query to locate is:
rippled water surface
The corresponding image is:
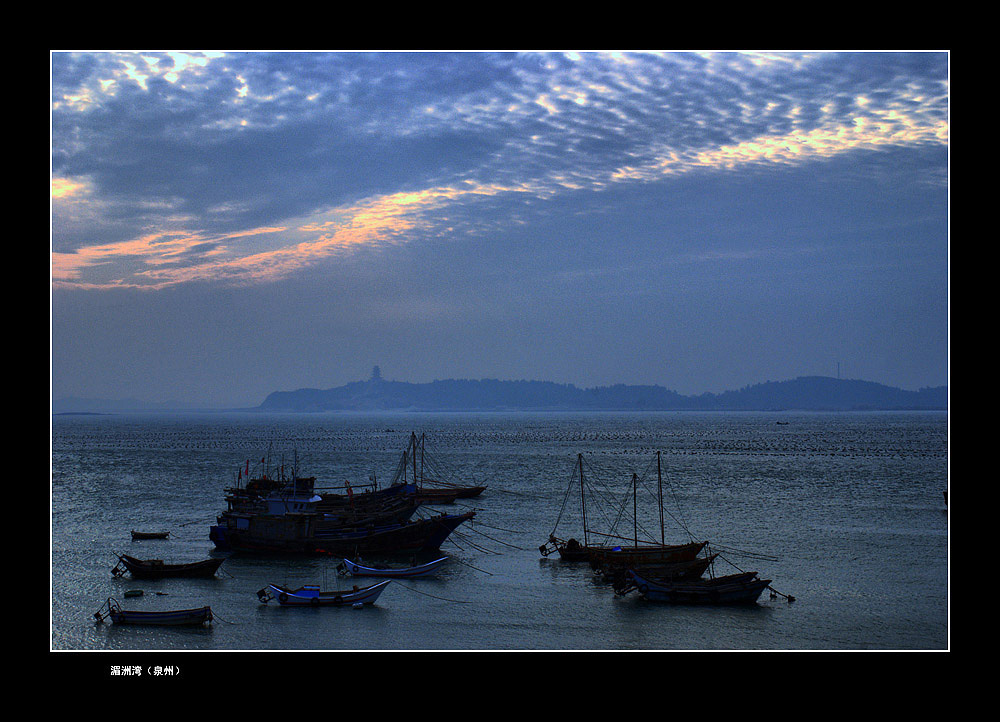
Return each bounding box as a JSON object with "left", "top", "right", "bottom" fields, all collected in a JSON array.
[{"left": 51, "top": 411, "right": 948, "bottom": 652}]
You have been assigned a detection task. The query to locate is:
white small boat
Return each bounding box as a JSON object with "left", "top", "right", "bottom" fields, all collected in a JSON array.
[
  {"left": 340, "top": 555, "right": 449, "bottom": 578},
  {"left": 257, "top": 580, "right": 391, "bottom": 606}
]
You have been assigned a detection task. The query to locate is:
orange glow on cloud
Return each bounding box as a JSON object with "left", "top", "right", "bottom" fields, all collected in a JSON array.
[{"left": 51, "top": 177, "right": 86, "bottom": 199}]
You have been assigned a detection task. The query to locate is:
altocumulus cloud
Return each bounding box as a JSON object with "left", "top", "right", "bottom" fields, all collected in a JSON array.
[{"left": 51, "top": 51, "right": 948, "bottom": 291}]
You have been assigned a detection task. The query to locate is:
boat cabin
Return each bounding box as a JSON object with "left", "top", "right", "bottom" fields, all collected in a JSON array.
[{"left": 265, "top": 492, "right": 322, "bottom": 515}]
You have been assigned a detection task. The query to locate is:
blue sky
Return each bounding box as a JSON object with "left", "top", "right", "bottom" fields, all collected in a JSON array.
[{"left": 51, "top": 51, "right": 949, "bottom": 407}]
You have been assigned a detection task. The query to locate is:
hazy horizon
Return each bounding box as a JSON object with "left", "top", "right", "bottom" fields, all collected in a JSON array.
[
  {"left": 51, "top": 370, "right": 948, "bottom": 412},
  {"left": 52, "top": 52, "right": 949, "bottom": 408}
]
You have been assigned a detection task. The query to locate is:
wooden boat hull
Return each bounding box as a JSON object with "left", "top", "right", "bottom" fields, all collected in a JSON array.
[
  {"left": 413, "top": 488, "right": 461, "bottom": 504},
  {"left": 210, "top": 511, "right": 474, "bottom": 555},
  {"left": 626, "top": 570, "right": 771, "bottom": 605},
  {"left": 602, "top": 554, "right": 717, "bottom": 584},
  {"left": 261, "top": 580, "right": 391, "bottom": 606},
  {"left": 340, "top": 555, "right": 448, "bottom": 578},
  {"left": 588, "top": 541, "right": 708, "bottom": 570},
  {"left": 414, "top": 484, "right": 486, "bottom": 503},
  {"left": 99, "top": 599, "right": 213, "bottom": 626},
  {"left": 113, "top": 554, "right": 225, "bottom": 579}
]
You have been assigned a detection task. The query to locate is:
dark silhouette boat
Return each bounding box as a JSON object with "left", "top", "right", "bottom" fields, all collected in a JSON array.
[
  {"left": 617, "top": 569, "right": 772, "bottom": 605},
  {"left": 112, "top": 554, "right": 225, "bottom": 579},
  {"left": 94, "top": 598, "right": 213, "bottom": 625},
  {"left": 130, "top": 530, "right": 169, "bottom": 540}
]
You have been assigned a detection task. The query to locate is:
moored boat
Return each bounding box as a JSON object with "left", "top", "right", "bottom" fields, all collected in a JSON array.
[
  {"left": 94, "top": 598, "right": 213, "bottom": 625},
  {"left": 618, "top": 569, "right": 772, "bottom": 605},
  {"left": 540, "top": 454, "right": 707, "bottom": 568},
  {"left": 131, "top": 530, "right": 169, "bottom": 540},
  {"left": 210, "top": 509, "right": 475, "bottom": 555},
  {"left": 339, "top": 555, "right": 448, "bottom": 578},
  {"left": 257, "top": 579, "right": 391, "bottom": 606},
  {"left": 397, "top": 432, "right": 487, "bottom": 502},
  {"left": 112, "top": 554, "right": 225, "bottom": 579}
]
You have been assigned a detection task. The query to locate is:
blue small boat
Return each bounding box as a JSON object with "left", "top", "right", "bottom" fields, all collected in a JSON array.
[
  {"left": 257, "top": 580, "right": 391, "bottom": 606},
  {"left": 339, "top": 555, "right": 448, "bottom": 578}
]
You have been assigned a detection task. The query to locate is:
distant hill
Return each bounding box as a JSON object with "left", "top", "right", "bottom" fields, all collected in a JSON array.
[{"left": 258, "top": 375, "right": 947, "bottom": 412}]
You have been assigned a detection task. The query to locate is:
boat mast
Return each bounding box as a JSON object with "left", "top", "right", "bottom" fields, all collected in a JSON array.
[
  {"left": 633, "top": 473, "right": 638, "bottom": 549},
  {"left": 579, "top": 454, "right": 588, "bottom": 548},
  {"left": 657, "top": 451, "right": 664, "bottom": 545},
  {"left": 419, "top": 433, "right": 426, "bottom": 483},
  {"left": 410, "top": 432, "right": 419, "bottom": 487}
]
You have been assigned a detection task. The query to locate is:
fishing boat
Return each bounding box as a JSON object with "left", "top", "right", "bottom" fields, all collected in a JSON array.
[
  {"left": 210, "top": 507, "right": 475, "bottom": 556},
  {"left": 339, "top": 555, "right": 449, "bottom": 578},
  {"left": 131, "top": 530, "right": 169, "bottom": 540},
  {"left": 617, "top": 569, "right": 772, "bottom": 605},
  {"left": 396, "top": 432, "right": 487, "bottom": 502},
  {"left": 112, "top": 554, "right": 225, "bottom": 579},
  {"left": 257, "top": 579, "right": 391, "bottom": 606},
  {"left": 94, "top": 598, "right": 213, "bottom": 625},
  {"left": 540, "top": 453, "right": 707, "bottom": 568}
]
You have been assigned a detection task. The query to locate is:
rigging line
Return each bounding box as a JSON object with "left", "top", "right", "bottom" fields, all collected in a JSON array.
[
  {"left": 580, "top": 456, "right": 632, "bottom": 523},
  {"left": 712, "top": 550, "right": 792, "bottom": 600},
  {"left": 391, "top": 580, "right": 472, "bottom": 604},
  {"left": 710, "top": 544, "right": 780, "bottom": 561},
  {"left": 473, "top": 520, "right": 524, "bottom": 535},
  {"left": 550, "top": 459, "right": 581, "bottom": 535},
  {"left": 463, "top": 523, "right": 526, "bottom": 550},
  {"left": 633, "top": 459, "right": 694, "bottom": 539},
  {"left": 446, "top": 554, "right": 494, "bottom": 576},
  {"left": 446, "top": 527, "right": 498, "bottom": 555}
]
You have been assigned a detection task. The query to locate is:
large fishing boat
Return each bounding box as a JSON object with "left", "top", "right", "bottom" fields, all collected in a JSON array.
[{"left": 210, "top": 487, "right": 474, "bottom": 555}]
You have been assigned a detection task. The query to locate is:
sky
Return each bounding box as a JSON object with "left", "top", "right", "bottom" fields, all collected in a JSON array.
[{"left": 51, "top": 51, "right": 949, "bottom": 408}]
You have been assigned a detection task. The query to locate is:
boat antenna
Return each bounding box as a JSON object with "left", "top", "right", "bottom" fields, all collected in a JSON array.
[{"left": 579, "top": 454, "right": 589, "bottom": 548}]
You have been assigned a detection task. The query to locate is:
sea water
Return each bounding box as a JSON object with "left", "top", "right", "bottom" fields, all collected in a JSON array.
[{"left": 50, "top": 411, "right": 948, "bottom": 653}]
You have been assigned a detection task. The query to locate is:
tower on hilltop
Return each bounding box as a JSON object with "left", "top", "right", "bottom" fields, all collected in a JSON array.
[{"left": 370, "top": 365, "right": 382, "bottom": 382}]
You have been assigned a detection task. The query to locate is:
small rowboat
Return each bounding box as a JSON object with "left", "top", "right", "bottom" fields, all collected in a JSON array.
[
  {"left": 339, "top": 555, "right": 448, "bottom": 578},
  {"left": 94, "top": 598, "right": 213, "bottom": 626},
  {"left": 112, "top": 554, "right": 225, "bottom": 579},
  {"left": 131, "top": 530, "right": 169, "bottom": 540},
  {"left": 257, "top": 580, "right": 391, "bottom": 607}
]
